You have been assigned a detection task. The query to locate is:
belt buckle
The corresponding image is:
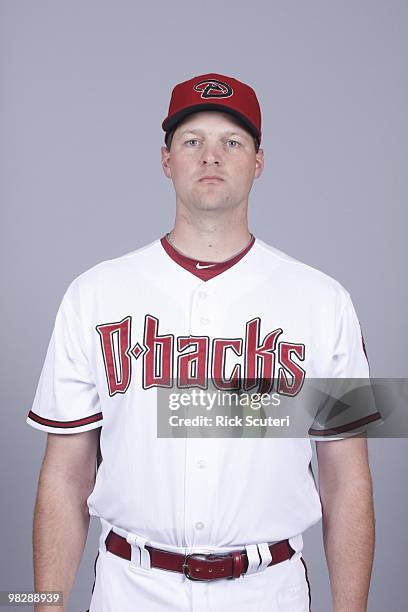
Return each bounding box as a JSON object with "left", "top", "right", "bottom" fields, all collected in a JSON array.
[
  {"left": 183, "top": 553, "right": 220, "bottom": 581},
  {"left": 183, "top": 553, "right": 210, "bottom": 581}
]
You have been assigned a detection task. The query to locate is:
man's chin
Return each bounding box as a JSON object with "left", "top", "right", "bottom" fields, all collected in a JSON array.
[
  {"left": 192, "top": 199, "right": 232, "bottom": 213},
  {"left": 188, "top": 192, "right": 237, "bottom": 212}
]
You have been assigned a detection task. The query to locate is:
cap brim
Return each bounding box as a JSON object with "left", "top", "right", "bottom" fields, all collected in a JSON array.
[{"left": 162, "top": 104, "right": 260, "bottom": 143}]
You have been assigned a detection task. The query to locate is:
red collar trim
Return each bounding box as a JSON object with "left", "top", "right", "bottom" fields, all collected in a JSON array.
[{"left": 160, "top": 234, "right": 255, "bottom": 281}]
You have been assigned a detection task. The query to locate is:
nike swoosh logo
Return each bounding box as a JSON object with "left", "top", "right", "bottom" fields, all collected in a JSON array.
[{"left": 196, "top": 262, "right": 216, "bottom": 269}]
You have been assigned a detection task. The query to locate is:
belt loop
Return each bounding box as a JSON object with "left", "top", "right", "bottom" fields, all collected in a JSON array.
[
  {"left": 244, "top": 544, "right": 261, "bottom": 575},
  {"left": 126, "top": 533, "right": 152, "bottom": 572},
  {"left": 99, "top": 518, "right": 113, "bottom": 553},
  {"left": 288, "top": 534, "right": 303, "bottom": 562},
  {"left": 257, "top": 542, "right": 272, "bottom": 571}
]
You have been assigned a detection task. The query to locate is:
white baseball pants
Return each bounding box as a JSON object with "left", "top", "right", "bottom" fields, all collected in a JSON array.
[{"left": 87, "top": 523, "right": 311, "bottom": 611}]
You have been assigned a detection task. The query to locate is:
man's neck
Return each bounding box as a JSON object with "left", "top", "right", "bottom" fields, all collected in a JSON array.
[{"left": 168, "top": 221, "right": 252, "bottom": 263}]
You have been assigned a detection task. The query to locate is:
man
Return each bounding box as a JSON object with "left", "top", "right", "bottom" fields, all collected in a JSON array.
[{"left": 28, "top": 73, "right": 381, "bottom": 611}]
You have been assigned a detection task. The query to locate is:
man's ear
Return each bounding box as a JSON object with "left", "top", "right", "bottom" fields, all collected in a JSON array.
[
  {"left": 161, "top": 145, "right": 172, "bottom": 179},
  {"left": 254, "top": 148, "right": 264, "bottom": 179}
]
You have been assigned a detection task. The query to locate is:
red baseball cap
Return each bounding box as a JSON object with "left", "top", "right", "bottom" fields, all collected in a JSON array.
[{"left": 162, "top": 73, "right": 262, "bottom": 146}]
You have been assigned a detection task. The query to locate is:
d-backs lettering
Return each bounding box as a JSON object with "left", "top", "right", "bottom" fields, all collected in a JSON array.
[{"left": 96, "top": 315, "right": 306, "bottom": 397}]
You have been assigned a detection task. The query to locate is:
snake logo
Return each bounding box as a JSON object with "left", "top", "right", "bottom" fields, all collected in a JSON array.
[{"left": 193, "top": 79, "right": 234, "bottom": 99}]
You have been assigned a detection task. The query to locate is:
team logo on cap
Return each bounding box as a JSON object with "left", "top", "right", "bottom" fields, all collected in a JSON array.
[{"left": 194, "top": 79, "right": 233, "bottom": 99}]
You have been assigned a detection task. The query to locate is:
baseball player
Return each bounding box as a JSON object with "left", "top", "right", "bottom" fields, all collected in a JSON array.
[{"left": 27, "top": 73, "right": 381, "bottom": 612}]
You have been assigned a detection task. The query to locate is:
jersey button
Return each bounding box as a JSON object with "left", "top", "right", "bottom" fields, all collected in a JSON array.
[
  {"left": 200, "top": 317, "right": 210, "bottom": 325},
  {"left": 198, "top": 291, "right": 207, "bottom": 300},
  {"left": 195, "top": 522, "right": 205, "bottom": 530},
  {"left": 196, "top": 459, "right": 206, "bottom": 469}
]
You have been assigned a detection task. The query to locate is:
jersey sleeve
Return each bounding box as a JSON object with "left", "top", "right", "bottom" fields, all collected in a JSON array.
[
  {"left": 308, "top": 289, "right": 382, "bottom": 440},
  {"left": 26, "top": 283, "right": 103, "bottom": 434}
]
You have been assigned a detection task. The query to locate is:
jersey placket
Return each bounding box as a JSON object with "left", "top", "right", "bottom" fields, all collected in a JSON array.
[{"left": 183, "top": 283, "right": 218, "bottom": 550}]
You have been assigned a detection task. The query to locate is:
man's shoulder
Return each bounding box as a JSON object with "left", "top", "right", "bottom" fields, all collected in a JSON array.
[
  {"left": 81, "top": 238, "right": 162, "bottom": 278},
  {"left": 254, "top": 237, "right": 349, "bottom": 300},
  {"left": 61, "top": 238, "right": 163, "bottom": 306}
]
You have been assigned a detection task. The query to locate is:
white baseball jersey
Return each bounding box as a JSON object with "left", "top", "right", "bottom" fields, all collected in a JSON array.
[{"left": 27, "top": 236, "right": 381, "bottom": 553}]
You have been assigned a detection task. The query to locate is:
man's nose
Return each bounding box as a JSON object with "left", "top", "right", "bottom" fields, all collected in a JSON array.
[
  {"left": 202, "top": 158, "right": 220, "bottom": 165},
  {"left": 200, "top": 144, "right": 221, "bottom": 165}
]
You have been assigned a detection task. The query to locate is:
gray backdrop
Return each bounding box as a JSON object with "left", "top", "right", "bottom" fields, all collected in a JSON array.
[{"left": 1, "top": 1, "right": 407, "bottom": 610}]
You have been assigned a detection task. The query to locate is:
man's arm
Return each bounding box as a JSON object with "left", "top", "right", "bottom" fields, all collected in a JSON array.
[
  {"left": 316, "top": 435, "right": 375, "bottom": 612},
  {"left": 33, "top": 428, "right": 100, "bottom": 612}
]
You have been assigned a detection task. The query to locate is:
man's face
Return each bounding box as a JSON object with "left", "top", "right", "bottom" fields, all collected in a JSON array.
[{"left": 161, "top": 111, "right": 264, "bottom": 214}]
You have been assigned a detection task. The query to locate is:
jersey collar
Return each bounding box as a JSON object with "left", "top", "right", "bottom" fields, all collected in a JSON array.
[{"left": 160, "top": 233, "right": 256, "bottom": 281}]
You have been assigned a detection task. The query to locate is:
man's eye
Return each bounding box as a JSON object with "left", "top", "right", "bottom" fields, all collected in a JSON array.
[
  {"left": 226, "top": 140, "right": 240, "bottom": 147},
  {"left": 186, "top": 139, "right": 200, "bottom": 146}
]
